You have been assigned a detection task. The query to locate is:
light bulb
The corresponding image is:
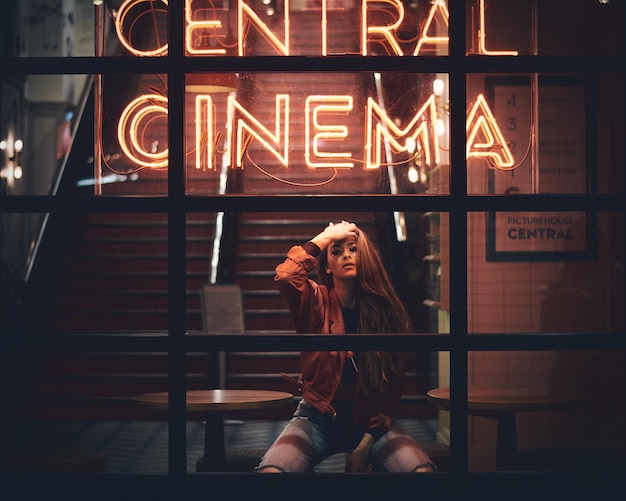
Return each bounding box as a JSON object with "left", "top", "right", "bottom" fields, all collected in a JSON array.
[
  {"left": 436, "top": 118, "right": 446, "bottom": 136},
  {"left": 433, "top": 79, "right": 445, "bottom": 96},
  {"left": 405, "top": 137, "right": 417, "bottom": 154}
]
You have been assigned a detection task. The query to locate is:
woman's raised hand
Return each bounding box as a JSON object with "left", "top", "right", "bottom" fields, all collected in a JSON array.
[
  {"left": 311, "top": 220, "right": 358, "bottom": 250},
  {"left": 324, "top": 220, "right": 358, "bottom": 242}
]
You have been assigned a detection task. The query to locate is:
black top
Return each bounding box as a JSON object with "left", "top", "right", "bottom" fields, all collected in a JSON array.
[{"left": 341, "top": 307, "right": 358, "bottom": 384}]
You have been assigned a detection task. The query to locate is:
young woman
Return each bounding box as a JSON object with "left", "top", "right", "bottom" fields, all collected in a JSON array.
[{"left": 256, "top": 220, "right": 435, "bottom": 473}]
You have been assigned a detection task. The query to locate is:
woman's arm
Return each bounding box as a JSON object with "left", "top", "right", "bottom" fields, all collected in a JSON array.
[
  {"left": 274, "top": 245, "right": 321, "bottom": 333},
  {"left": 345, "top": 432, "right": 375, "bottom": 472},
  {"left": 354, "top": 355, "right": 408, "bottom": 436},
  {"left": 274, "top": 220, "right": 358, "bottom": 333}
]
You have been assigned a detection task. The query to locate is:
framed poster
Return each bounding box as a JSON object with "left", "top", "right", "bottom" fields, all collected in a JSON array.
[{"left": 485, "top": 77, "right": 597, "bottom": 262}]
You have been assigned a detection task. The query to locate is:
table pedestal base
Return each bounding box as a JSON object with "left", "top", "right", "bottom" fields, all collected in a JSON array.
[
  {"left": 200, "top": 413, "right": 225, "bottom": 472},
  {"left": 496, "top": 412, "right": 517, "bottom": 471}
]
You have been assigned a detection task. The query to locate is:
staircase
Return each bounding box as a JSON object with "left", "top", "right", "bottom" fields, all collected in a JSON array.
[
  {"left": 48, "top": 212, "right": 213, "bottom": 333},
  {"left": 21, "top": 3, "right": 436, "bottom": 422}
]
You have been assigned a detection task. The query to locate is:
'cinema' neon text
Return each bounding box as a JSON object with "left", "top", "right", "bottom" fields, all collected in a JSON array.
[
  {"left": 227, "top": 94, "right": 289, "bottom": 169},
  {"left": 305, "top": 96, "right": 355, "bottom": 168},
  {"left": 117, "top": 92, "right": 514, "bottom": 172},
  {"left": 366, "top": 95, "right": 439, "bottom": 169},
  {"left": 466, "top": 94, "right": 515, "bottom": 169}
]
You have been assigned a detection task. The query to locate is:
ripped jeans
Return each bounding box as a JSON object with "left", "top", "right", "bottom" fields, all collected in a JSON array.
[{"left": 256, "top": 399, "right": 432, "bottom": 473}]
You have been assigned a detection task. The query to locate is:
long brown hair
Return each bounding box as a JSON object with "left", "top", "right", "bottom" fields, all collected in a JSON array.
[{"left": 317, "top": 226, "right": 413, "bottom": 394}]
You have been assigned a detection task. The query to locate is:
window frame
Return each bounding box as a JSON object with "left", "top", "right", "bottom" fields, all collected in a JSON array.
[{"left": 1, "top": 1, "right": 625, "bottom": 497}]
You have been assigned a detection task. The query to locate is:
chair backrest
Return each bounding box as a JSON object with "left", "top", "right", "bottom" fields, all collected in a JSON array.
[
  {"left": 201, "top": 284, "right": 245, "bottom": 334},
  {"left": 200, "top": 284, "right": 245, "bottom": 388}
]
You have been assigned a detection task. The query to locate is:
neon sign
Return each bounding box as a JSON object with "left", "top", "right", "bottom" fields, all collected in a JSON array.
[
  {"left": 117, "top": 94, "right": 169, "bottom": 169},
  {"left": 305, "top": 96, "right": 355, "bottom": 169},
  {"left": 366, "top": 94, "right": 440, "bottom": 169},
  {"left": 116, "top": 92, "right": 513, "bottom": 172},
  {"left": 466, "top": 94, "right": 515, "bottom": 169},
  {"left": 114, "top": 0, "right": 518, "bottom": 57},
  {"left": 227, "top": 94, "right": 290, "bottom": 169},
  {"left": 107, "top": 1, "right": 519, "bottom": 175}
]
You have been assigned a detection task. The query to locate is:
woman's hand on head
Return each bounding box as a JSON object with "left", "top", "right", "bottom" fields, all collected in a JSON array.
[
  {"left": 324, "top": 220, "right": 358, "bottom": 242},
  {"left": 311, "top": 220, "right": 358, "bottom": 251}
]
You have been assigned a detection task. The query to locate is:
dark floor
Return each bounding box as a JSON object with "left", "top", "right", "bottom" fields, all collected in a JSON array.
[{"left": 29, "top": 418, "right": 439, "bottom": 473}]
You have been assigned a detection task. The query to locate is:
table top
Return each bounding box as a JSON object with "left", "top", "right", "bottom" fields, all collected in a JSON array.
[
  {"left": 427, "top": 387, "right": 585, "bottom": 413},
  {"left": 134, "top": 389, "right": 294, "bottom": 412}
]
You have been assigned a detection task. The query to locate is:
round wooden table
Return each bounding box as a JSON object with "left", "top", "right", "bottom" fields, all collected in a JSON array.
[
  {"left": 134, "top": 389, "right": 294, "bottom": 471},
  {"left": 427, "top": 387, "right": 585, "bottom": 471}
]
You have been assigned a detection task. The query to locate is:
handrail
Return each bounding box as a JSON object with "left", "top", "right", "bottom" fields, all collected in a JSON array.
[
  {"left": 373, "top": 72, "right": 407, "bottom": 242},
  {"left": 22, "top": 76, "right": 95, "bottom": 283},
  {"left": 209, "top": 100, "right": 239, "bottom": 285}
]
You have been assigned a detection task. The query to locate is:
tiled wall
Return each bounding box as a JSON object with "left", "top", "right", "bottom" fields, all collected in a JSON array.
[{"left": 462, "top": 211, "right": 624, "bottom": 470}]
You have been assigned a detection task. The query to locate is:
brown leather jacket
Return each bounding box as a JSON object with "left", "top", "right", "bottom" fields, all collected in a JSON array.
[{"left": 275, "top": 244, "right": 407, "bottom": 436}]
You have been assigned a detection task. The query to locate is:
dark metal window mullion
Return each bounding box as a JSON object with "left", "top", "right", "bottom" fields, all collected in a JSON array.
[
  {"left": 167, "top": 1, "right": 188, "bottom": 476},
  {"left": 448, "top": 0, "right": 469, "bottom": 476}
]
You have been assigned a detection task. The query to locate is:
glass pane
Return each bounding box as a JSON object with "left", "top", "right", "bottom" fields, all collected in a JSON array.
[
  {"left": 466, "top": 0, "right": 623, "bottom": 56},
  {"left": 536, "top": 0, "right": 623, "bottom": 56},
  {"left": 8, "top": 349, "right": 195, "bottom": 474},
  {"left": 108, "top": 0, "right": 169, "bottom": 57},
  {"left": 3, "top": 1, "right": 97, "bottom": 57},
  {"left": 464, "top": 350, "right": 626, "bottom": 472},
  {"left": 16, "top": 211, "right": 169, "bottom": 333},
  {"left": 2, "top": 0, "right": 169, "bottom": 58},
  {"left": 5, "top": 418, "right": 169, "bottom": 473},
  {"left": 187, "top": 211, "right": 448, "bottom": 335},
  {"left": 5, "top": 0, "right": 450, "bottom": 58},
  {"left": 6, "top": 1, "right": 623, "bottom": 60},
  {"left": 184, "top": 0, "right": 448, "bottom": 57},
  {"left": 98, "top": 73, "right": 169, "bottom": 196},
  {"left": 467, "top": 73, "right": 624, "bottom": 195},
  {"left": 185, "top": 72, "right": 449, "bottom": 195},
  {"left": 0, "top": 212, "right": 39, "bottom": 287},
  {"left": 468, "top": 211, "right": 625, "bottom": 334},
  {"left": 184, "top": 350, "right": 443, "bottom": 473},
  {"left": 1, "top": 73, "right": 93, "bottom": 196}
]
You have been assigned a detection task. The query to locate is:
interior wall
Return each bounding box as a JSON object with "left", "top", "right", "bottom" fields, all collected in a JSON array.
[{"left": 463, "top": 76, "right": 625, "bottom": 467}]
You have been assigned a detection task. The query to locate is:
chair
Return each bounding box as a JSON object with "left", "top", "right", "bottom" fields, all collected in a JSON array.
[
  {"left": 200, "top": 284, "right": 245, "bottom": 387},
  {"left": 199, "top": 284, "right": 269, "bottom": 472}
]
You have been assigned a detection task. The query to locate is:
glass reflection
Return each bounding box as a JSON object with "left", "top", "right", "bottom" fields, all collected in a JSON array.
[
  {"left": 5, "top": 1, "right": 623, "bottom": 59},
  {"left": 462, "top": 350, "right": 626, "bottom": 472},
  {"left": 12, "top": 212, "right": 169, "bottom": 334},
  {"left": 184, "top": 72, "right": 448, "bottom": 195},
  {"left": 466, "top": 0, "right": 623, "bottom": 56},
  {"left": 469, "top": 211, "right": 624, "bottom": 334},
  {"left": 467, "top": 73, "right": 624, "bottom": 195},
  {"left": 187, "top": 211, "right": 448, "bottom": 335}
]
